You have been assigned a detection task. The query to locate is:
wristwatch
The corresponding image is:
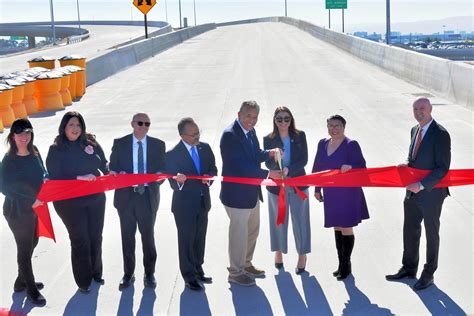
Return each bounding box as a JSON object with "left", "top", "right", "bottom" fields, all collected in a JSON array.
[{"left": 419, "top": 183, "right": 425, "bottom": 190}]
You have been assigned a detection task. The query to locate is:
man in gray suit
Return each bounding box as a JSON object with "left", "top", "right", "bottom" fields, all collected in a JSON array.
[{"left": 386, "top": 97, "right": 451, "bottom": 290}]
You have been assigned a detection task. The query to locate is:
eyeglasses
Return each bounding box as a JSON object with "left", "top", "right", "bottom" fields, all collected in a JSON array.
[
  {"left": 275, "top": 116, "right": 291, "bottom": 123},
  {"left": 134, "top": 121, "right": 151, "bottom": 127}
]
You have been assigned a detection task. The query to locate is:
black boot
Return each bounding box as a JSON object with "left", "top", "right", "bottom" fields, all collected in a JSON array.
[
  {"left": 337, "top": 234, "right": 354, "bottom": 280},
  {"left": 13, "top": 275, "right": 44, "bottom": 292},
  {"left": 333, "top": 231, "right": 343, "bottom": 277}
]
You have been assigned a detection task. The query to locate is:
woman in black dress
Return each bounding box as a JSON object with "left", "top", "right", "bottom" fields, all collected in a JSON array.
[
  {"left": 46, "top": 111, "right": 108, "bottom": 293},
  {"left": 2, "top": 118, "right": 47, "bottom": 305}
]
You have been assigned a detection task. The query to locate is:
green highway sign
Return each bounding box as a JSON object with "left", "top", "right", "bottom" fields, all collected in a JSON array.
[
  {"left": 10, "top": 36, "right": 27, "bottom": 41},
  {"left": 326, "top": 0, "right": 347, "bottom": 9}
]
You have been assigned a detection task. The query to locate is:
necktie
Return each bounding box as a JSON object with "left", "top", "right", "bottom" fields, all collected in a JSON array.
[
  {"left": 412, "top": 127, "right": 422, "bottom": 160},
  {"left": 191, "top": 146, "right": 201, "bottom": 175},
  {"left": 246, "top": 132, "right": 254, "bottom": 152},
  {"left": 137, "top": 140, "right": 145, "bottom": 194}
]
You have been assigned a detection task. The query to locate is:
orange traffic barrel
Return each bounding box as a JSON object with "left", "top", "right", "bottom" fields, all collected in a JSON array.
[
  {"left": 28, "top": 56, "right": 56, "bottom": 69},
  {"left": 6, "top": 73, "right": 38, "bottom": 115},
  {"left": 0, "top": 79, "right": 27, "bottom": 119},
  {"left": 61, "top": 65, "right": 84, "bottom": 101},
  {"left": 0, "top": 84, "right": 15, "bottom": 127},
  {"left": 59, "top": 55, "right": 86, "bottom": 96},
  {"left": 32, "top": 71, "right": 64, "bottom": 112},
  {"left": 52, "top": 68, "right": 72, "bottom": 106}
]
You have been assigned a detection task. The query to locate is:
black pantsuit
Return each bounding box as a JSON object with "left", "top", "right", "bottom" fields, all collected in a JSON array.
[
  {"left": 402, "top": 120, "right": 450, "bottom": 276},
  {"left": 54, "top": 194, "right": 106, "bottom": 287},
  {"left": 166, "top": 141, "right": 217, "bottom": 282},
  {"left": 46, "top": 139, "right": 108, "bottom": 289}
]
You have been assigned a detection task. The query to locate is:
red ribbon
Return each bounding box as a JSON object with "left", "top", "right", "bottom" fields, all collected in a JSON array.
[{"left": 34, "top": 167, "right": 474, "bottom": 241}]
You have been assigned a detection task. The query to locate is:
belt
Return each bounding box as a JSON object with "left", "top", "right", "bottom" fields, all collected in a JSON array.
[{"left": 132, "top": 186, "right": 148, "bottom": 193}]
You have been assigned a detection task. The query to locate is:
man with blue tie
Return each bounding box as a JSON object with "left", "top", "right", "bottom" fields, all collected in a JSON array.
[
  {"left": 166, "top": 118, "right": 218, "bottom": 291},
  {"left": 110, "top": 113, "right": 166, "bottom": 290},
  {"left": 220, "top": 101, "right": 282, "bottom": 286}
]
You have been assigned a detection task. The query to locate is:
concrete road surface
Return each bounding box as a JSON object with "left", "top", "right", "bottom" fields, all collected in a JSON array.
[{"left": 0, "top": 22, "right": 472, "bottom": 315}]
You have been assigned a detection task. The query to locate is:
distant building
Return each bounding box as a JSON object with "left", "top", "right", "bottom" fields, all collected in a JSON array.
[{"left": 353, "top": 32, "right": 382, "bottom": 42}]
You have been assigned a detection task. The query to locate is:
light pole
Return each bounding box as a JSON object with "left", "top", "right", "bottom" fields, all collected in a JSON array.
[
  {"left": 285, "top": 0, "right": 287, "bottom": 17},
  {"left": 165, "top": 0, "right": 168, "bottom": 22},
  {"left": 49, "top": 0, "right": 56, "bottom": 45},
  {"left": 386, "top": 0, "right": 391, "bottom": 44},
  {"left": 178, "top": 0, "right": 182, "bottom": 28},
  {"left": 76, "top": 0, "right": 81, "bottom": 29},
  {"left": 193, "top": 0, "right": 197, "bottom": 26}
]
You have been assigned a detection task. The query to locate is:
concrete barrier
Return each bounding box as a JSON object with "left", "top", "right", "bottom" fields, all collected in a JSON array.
[
  {"left": 86, "top": 23, "right": 216, "bottom": 86},
  {"left": 215, "top": 17, "right": 473, "bottom": 110}
]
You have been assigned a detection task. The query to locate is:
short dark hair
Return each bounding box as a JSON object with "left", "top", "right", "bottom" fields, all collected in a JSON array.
[
  {"left": 178, "top": 117, "right": 196, "bottom": 135},
  {"left": 239, "top": 100, "right": 260, "bottom": 113},
  {"left": 327, "top": 114, "right": 346, "bottom": 127}
]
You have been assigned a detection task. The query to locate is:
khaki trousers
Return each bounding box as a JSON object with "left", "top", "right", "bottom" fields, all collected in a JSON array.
[{"left": 225, "top": 202, "right": 260, "bottom": 276}]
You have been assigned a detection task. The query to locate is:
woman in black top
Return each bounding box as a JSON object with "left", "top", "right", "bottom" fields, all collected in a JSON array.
[
  {"left": 46, "top": 111, "right": 108, "bottom": 293},
  {"left": 1, "top": 118, "right": 47, "bottom": 305}
]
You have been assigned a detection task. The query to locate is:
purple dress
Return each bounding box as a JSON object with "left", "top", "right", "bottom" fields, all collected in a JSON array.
[{"left": 312, "top": 137, "right": 369, "bottom": 228}]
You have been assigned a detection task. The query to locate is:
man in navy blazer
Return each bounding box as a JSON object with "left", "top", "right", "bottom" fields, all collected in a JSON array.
[
  {"left": 166, "top": 118, "right": 217, "bottom": 291},
  {"left": 220, "top": 100, "right": 281, "bottom": 286},
  {"left": 110, "top": 113, "right": 166, "bottom": 290},
  {"left": 386, "top": 98, "right": 451, "bottom": 291}
]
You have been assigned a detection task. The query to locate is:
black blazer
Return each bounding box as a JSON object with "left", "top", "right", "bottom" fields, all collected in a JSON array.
[
  {"left": 407, "top": 120, "right": 451, "bottom": 197},
  {"left": 166, "top": 141, "right": 218, "bottom": 213},
  {"left": 109, "top": 134, "right": 166, "bottom": 212},
  {"left": 263, "top": 131, "right": 308, "bottom": 194}
]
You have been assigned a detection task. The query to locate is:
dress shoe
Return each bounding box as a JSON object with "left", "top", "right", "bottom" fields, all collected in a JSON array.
[
  {"left": 119, "top": 274, "right": 135, "bottom": 290},
  {"left": 275, "top": 262, "right": 284, "bottom": 269},
  {"left": 144, "top": 274, "right": 157, "bottom": 288},
  {"left": 197, "top": 274, "right": 213, "bottom": 284},
  {"left": 414, "top": 273, "right": 434, "bottom": 291},
  {"left": 185, "top": 280, "right": 204, "bottom": 291},
  {"left": 244, "top": 265, "right": 265, "bottom": 278},
  {"left": 386, "top": 268, "right": 416, "bottom": 281},
  {"left": 93, "top": 276, "right": 105, "bottom": 285},
  {"left": 14, "top": 281, "right": 44, "bottom": 292},
  {"left": 26, "top": 289, "right": 46, "bottom": 305}
]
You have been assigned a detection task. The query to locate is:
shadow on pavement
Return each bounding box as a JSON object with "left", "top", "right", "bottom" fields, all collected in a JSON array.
[
  {"left": 137, "top": 287, "right": 157, "bottom": 316},
  {"left": 415, "top": 284, "right": 466, "bottom": 315},
  {"left": 229, "top": 283, "right": 272, "bottom": 315},
  {"left": 275, "top": 269, "right": 332, "bottom": 315},
  {"left": 342, "top": 276, "right": 394, "bottom": 315},
  {"left": 9, "top": 292, "right": 36, "bottom": 315},
  {"left": 117, "top": 285, "right": 135, "bottom": 316},
  {"left": 63, "top": 282, "right": 100, "bottom": 315},
  {"left": 179, "top": 286, "right": 211, "bottom": 316}
]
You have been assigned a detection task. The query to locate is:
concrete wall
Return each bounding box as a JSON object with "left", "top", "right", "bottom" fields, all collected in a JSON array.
[
  {"left": 86, "top": 23, "right": 216, "bottom": 86},
  {"left": 215, "top": 17, "right": 473, "bottom": 110}
]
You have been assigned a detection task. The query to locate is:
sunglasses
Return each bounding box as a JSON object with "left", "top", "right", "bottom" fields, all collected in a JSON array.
[
  {"left": 135, "top": 121, "right": 151, "bottom": 127},
  {"left": 275, "top": 116, "right": 291, "bottom": 123}
]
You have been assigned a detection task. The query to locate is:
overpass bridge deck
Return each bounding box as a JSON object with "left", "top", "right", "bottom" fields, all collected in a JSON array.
[{"left": 0, "top": 22, "right": 472, "bottom": 315}]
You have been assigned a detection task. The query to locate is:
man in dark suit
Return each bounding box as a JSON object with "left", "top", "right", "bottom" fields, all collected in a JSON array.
[
  {"left": 386, "top": 97, "right": 451, "bottom": 290},
  {"left": 110, "top": 113, "right": 166, "bottom": 290},
  {"left": 220, "top": 100, "right": 281, "bottom": 287},
  {"left": 166, "top": 118, "right": 217, "bottom": 291}
]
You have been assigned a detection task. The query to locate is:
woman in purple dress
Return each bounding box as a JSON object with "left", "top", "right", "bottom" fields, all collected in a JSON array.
[{"left": 312, "top": 115, "right": 369, "bottom": 280}]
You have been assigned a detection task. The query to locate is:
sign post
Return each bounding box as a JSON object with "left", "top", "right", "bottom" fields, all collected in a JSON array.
[
  {"left": 133, "top": 0, "right": 157, "bottom": 39},
  {"left": 325, "top": 0, "right": 347, "bottom": 32}
]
